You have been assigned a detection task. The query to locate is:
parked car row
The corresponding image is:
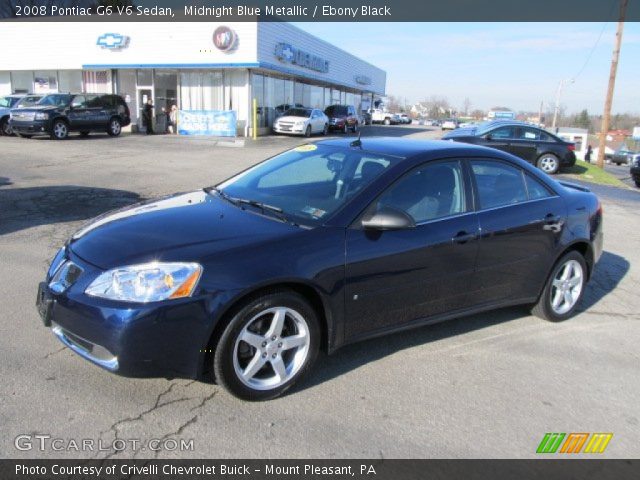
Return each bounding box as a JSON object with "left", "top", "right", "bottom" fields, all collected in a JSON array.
[
  {"left": 0, "top": 93, "right": 130, "bottom": 140},
  {"left": 442, "top": 120, "right": 576, "bottom": 174},
  {"left": 274, "top": 104, "right": 365, "bottom": 137}
]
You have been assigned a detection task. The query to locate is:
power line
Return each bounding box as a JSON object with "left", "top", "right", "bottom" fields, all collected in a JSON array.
[{"left": 572, "top": 0, "right": 618, "bottom": 81}]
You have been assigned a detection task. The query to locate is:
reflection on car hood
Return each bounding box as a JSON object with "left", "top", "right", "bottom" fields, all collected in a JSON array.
[
  {"left": 441, "top": 127, "right": 477, "bottom": 139},
  {"left": 12, "top": 105, "right": 60, "bottom": 113},
  {"left": 277, "top": 115, "right": 309, "bottom": 123},
  {"left": 69, "top": 190, "right": 299, "bottom": 270}
]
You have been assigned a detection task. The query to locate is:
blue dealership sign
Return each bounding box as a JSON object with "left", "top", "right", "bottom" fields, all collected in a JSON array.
[{"left": 178, "top": 110, "right": 237, "bottom": 137}]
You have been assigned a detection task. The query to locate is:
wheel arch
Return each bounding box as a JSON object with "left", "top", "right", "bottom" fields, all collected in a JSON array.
[{"left": 200, "top": 280, "right": 333, "bottom": 380}]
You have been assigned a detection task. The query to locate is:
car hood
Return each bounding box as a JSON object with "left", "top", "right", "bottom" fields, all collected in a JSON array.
[
  {"left": 69, "top": 190, "right": 300, "bottom": 270},
  {"left": 277, "top": 115, "right": 309, "bottom": 123},
  {"left": 12, "top": 105, "right": 60, "bottom": 113},
  {"left": 442, "top": 127, "right": 477, "bottom": 139}
]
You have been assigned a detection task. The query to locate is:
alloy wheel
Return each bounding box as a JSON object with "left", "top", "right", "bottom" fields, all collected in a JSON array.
[
  {"left": 53, "top": 121, "right": 68, "bottom": 139},
  {"left": 550, "top": 259, "right": 583, "bottom": 315},
  {"left": 110, "top": 119, "right": 121, "bottom": 136},
  {"left": 232, "top": 306, "right": 310, "bottom": 391},
  {"left": 538, "top": 155, "right": 559, "bottom": 174},
  {"left": 1, "top": 120, "right": 11, "bottom": 136}
]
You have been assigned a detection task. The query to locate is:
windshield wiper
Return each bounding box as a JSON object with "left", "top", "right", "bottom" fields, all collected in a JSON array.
[{"left": 206, "top": 188, "right": 296, "bottom": 225}]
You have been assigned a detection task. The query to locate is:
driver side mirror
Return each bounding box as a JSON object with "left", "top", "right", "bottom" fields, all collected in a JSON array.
[
  {"left": 361, "top": 207, "right": 416, "bottom": 231},
  {"left": 485, "top": 133, "right": 492, "bottom": 141}
]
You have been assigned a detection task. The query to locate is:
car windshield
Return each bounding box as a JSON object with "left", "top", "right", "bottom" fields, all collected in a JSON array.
[
  {"left": 214, "top": 144, "right": 403, "bottom": 226},
  {"left": 325, "top": 106, "right": 347, "bottom": 116},
  {"left": 16, "top": 96, "right": 41, "bottom": 107},
  {"left": 37, "top": 94, "right": 71, "bottom": 106},
  {"left": 0, "top": 96, "right": 20, "bottom": 108},
  {"left": 283, "top": 108, "right": 311, "bottom": 118}
]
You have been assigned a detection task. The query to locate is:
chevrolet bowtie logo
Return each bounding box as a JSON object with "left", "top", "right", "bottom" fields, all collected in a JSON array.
[{"left": 96, "top": 33, "right": 129, "bottom": 50}]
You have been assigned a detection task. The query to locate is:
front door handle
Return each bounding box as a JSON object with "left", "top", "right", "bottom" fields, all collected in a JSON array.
[{"left": 452, "top": 231, "right": 476, "bottom": 244}]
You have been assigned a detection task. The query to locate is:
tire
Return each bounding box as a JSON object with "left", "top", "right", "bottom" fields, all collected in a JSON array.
[
  {"left": 79, "top": 131, "right": 90, "bottom": 137},
  {"left": 322, "top": 124, "right": 328, "bottom": 136},
  {"left": 635, "top": 179, "right": 640, "bottom": 188},
  {"left": 537, "top": 153, "right": 560, "bottom": 174},
  {"left": 51, "top": 119, "right": 69, "bottom": 140},
  {"left": 213, "top": 290, "right": 320, "bottom": 401},
  {"left": 304, "top": 125, "right": 311, "bottom": 138},
  {"left": 342, "top": 123, "right": 348, "bottom": 134},
  {"left": 0, "top": 117, "right": 11, "bottom": 136},
  {"left": 107, "top": 117, "right": 122, "bottom": 137},
  {"left": 383, "top": 118, "right": 391, "bottom": 126},
  {"left": 531, "top": 251, "right": 587, "bottom": 322},
  {"left": 352, "top": 122, "right": 358, "bottom": 133}
]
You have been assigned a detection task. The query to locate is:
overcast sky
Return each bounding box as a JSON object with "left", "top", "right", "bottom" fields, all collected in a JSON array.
[{"left": 294, "top": 22, "right": 640, "bottom": 115}]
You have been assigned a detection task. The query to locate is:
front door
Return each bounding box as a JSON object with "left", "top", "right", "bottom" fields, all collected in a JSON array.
[
  {"left": 344, "top": 159, "right": 480, "bottom": 340},
  {"left": 483, "top": 125, "right": 515, "bottom": 155},
  {"left": 67, "top": 95, "right": 89, "bottom": 129}
]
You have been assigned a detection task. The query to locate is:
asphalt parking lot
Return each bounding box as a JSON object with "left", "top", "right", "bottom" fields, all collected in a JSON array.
[{"left": 1, "top": 125, "right": 639, "bottom": 459}]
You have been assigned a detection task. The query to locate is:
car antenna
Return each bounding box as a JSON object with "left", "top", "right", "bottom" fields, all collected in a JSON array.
[{"left": 350, "top": 130, "right": 362, "bottom": 148}]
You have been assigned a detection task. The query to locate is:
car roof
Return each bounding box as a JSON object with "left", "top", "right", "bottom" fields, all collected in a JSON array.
[{"left": 314, "top": 137, "right": 507, "bottom": 159}]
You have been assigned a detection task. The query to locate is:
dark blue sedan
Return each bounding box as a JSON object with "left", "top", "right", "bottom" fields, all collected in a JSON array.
[{"left": 37, "top": 138, "right": 603, "bottom": 400}]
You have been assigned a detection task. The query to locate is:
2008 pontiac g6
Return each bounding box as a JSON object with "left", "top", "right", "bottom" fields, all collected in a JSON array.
[{"left": 37, "top": 138, "right": 603, "bottom": 400}]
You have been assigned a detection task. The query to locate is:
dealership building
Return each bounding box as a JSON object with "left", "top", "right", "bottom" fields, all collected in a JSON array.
[{"left": 0, "top": 22, "right": 386, "bottom": 136}]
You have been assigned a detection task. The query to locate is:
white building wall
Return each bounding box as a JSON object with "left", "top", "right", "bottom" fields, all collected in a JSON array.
[{"left": 257, "top": 23, "right": 385, "bottom": 95}]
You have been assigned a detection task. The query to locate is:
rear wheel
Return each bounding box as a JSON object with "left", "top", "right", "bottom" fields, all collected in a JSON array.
[
  {"left": 0, "top": 117, "right": 11, "bottom": 136},
  {"left": 51, "top": 120, "right": 68, "bottom": 140},
  {"left": 213, "top": 291, "right": 320, "bottom": 400},
  {"left": 531, "top": 251, "right": 587, "bottom": 322},
  {"left": 107, "top": 118, "right": 122, "bottom": 137},
  {"left": 537, "top": 153, "right": 560, "bottom": 174}
]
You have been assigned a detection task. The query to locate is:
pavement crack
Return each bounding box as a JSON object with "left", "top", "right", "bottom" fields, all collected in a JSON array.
[
  {"left": 152, "top": 415, "right": 198, "bottom": 459},
  {"left": 43, "top": 346, "right": 66, "bottom": 359},
  {"left": 190, "top": 391, "right": 217, "bottom": 412}
]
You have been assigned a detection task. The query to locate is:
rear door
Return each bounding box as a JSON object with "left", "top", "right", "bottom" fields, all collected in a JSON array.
[
  {"left": 87, "top": 95, "right": 111, "bottom": 128},
  {"left": 470, "top": 159, "right": 566, "bottom": 303},
  {"left": 509, "top": 126, "right": 541, "bottom": 164},
  {"left": 344, "top": 159, "right": 480, "bottom": 340}
]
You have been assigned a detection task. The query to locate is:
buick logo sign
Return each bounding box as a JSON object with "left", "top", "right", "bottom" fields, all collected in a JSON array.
[{"left": 213, "top": 26, "right": 237, "bottom": 53}]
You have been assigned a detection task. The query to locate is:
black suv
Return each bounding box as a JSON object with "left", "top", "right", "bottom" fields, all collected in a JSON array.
[
  {"left": 10, "top": 93, "right": 130, "bottom": 140},
  {"left": 324, "top": 105, "right": 359, "bottom": 133}
]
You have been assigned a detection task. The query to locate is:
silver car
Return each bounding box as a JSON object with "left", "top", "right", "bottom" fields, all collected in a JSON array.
[{"left": 0, "top": 94, "right": 43, "bottom": 136}]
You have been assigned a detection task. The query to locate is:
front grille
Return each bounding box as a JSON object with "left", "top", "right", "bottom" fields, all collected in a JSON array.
[
  {"left": 278, "top": 122, "right": 294, "bottom": 131},
  {"left": 11, "top": 112, "right": 35, "bottom": 121}
]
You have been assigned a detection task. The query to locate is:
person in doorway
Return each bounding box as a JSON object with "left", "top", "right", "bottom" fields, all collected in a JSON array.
[
  {"left": 143, "top": 99, "right": 154, "bottom": 134},
  {"left": 585, "top": 144, "right": 593, "bottom": 163},
  {"left": 169, "top": 105, "right": 178, "bottom": 134}
]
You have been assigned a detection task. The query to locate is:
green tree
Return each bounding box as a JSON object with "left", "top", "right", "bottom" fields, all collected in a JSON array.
[{"left": 574, "top": 109, "right": 591, "bottom": 131}]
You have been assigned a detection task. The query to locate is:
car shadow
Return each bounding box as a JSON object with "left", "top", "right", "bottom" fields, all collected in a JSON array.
[
  {"left": 297, "top": 249, "right": 629, "bottom": 393},
  {"left": 0, "top": 185, "right": 142, "bottom": 235}
]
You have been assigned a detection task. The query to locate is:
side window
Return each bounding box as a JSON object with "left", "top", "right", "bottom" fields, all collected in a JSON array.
[
  {"left": 518, "top": 127, "right": 540, "bottom": 140},
  {"left": 375, "top": 161, "right": 466, "bottom": 223},
  {"left": 471, "top": 160, "right": 528, "bottom": 209},
  {"left": 539, "top": 131, "right": 555, "bottom": 142},
  {"left": 488, "top": 126, "right": 514, "bottom": 139},
  {"left": 70, "top": 96, "right": 86, "bottom": 108},
  {"left": 85, "top": 95, "right": 102, "bottom": 108},
  {"left": 525, "top": 173, "right": 553, "bottom": 200}
]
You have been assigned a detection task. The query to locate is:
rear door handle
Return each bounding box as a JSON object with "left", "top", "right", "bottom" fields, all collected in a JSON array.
[{"left": 452, "top": 231, "right": 476, "bottom": 244}]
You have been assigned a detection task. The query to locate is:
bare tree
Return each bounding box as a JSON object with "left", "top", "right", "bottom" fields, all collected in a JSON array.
[{"left": 462, "top": 97, "right": 472, "bottom": 116}]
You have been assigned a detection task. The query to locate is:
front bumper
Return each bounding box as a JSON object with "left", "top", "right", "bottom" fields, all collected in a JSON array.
[
  {"left": 37, "top": 250, "right": 215, "bottom": 379},
  {"left": 10, "top": 119, "right": 51, "bottom": 135},
  {"left": 273, "top": 125, "right": 305, "bottom": 135}
]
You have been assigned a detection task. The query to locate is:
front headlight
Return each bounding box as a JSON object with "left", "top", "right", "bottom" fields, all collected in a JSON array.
[
  {"left": 85, "top": 262, "right": 202, "bottom": 303},
  {"left": 48, "top": 247, "right": 67, "bottom": 279},
  {"left": 34, "top": 112, "right": 49, "bottom": 120},
  {"left": 295, "top": 120, "right": 305, "bottom": 126}
]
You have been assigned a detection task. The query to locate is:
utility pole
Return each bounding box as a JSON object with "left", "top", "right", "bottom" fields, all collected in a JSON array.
[
  {"left": 538, "top": 100, "right": 544, "bottom": 127},
  {"left": 552, "top": 78, "right": 573, "bottom": 130},
  {"left": 597, "top": 0, "right": 628, "bottom": 169}
]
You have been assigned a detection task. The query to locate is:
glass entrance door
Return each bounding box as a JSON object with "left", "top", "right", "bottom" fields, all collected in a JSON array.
[{"left": 137, "top": 88, "right": 152, "bottom": 132}]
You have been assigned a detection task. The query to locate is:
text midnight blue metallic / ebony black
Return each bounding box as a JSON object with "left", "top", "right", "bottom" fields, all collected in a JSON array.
[{"left": 36, "top": 138, "right": 603, "bottom": 400}]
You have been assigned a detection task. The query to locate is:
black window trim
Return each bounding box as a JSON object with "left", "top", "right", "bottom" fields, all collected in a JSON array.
[
  {"left": 466, "top": 157, "right": 560, "bottom": 213},
  {"left": 351, "top": 158, "right": 473, "bottom": 229}
]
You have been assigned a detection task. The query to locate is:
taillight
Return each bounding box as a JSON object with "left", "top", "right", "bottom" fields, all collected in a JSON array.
[{"left": 567, "top": 144, "right": 576, "bottom": 151}]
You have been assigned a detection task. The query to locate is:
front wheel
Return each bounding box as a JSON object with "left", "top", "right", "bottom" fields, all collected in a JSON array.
[
  {"left": 352, "top": 122, "right": 358, "bottom": 133},
  {"left": 537, "top": 153, "right": 560, "bottom": 174},
  {"left": 531, "top": 251, "right": 587, "bottom": 322},
  {"left": 107, "top": 118, "right": 122, "bottom": 137},
  {"left": 213, "top": 291, "right": 320, "bottom": 400},
  {"left": 0, "top": 117, "right": 12, "bottom": 136},
  {"left": 304, "top": 125, "right": 312, "bottom": 138},
  {"left": 383, "top": 118, "right": 391, "bottom": 126},
  {"left": 51, "top": 120, "right": 69, "bottom": 140},
  {"left": 635, "top": 179, "right": 640, "bottom": 188},
  {"left": 322, "top": 124, "right": 328, "bottom": 136}
]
